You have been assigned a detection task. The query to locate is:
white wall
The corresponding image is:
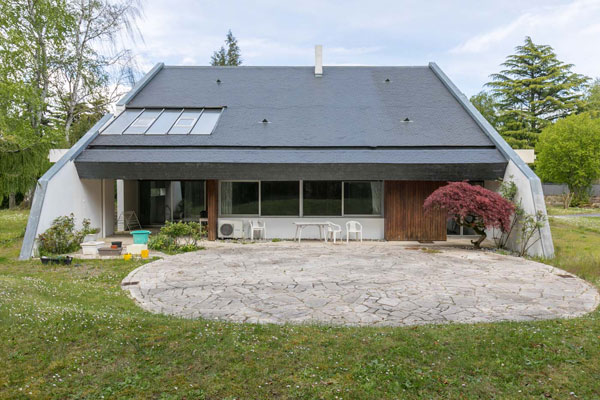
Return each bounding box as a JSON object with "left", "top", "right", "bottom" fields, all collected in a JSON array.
[
  {"left": 29, "top": 161, "right": 114, "bottom": 256},
  {"left": 219, "top": 217, "right": 384, "bottom": 240},
  {"left": 486, "top": 161, "right": 554, "bottom": 258}
]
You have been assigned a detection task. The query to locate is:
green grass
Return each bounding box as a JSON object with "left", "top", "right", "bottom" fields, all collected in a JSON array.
[
  {"left": 546, "top": 206, "right": 599, "bottom": 216},
  {"left": 1, "top": 210, "right": 599, "bottom": 398}
]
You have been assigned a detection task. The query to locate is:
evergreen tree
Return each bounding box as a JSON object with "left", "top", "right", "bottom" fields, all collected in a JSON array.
[
  {"left": 584, "top": 78, "right": 600, "bottom": 117},
  {"left": 486, "top": 36, "right": 589, "bottom": 148},
  {"left": 211, "top": 30, "right": 242, "bottom": 66},
  {"left": 470, "top": 91, "right": 500, "bottom": 130}
]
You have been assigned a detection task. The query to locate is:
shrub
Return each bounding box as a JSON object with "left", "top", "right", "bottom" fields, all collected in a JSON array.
[
  {"left": 148, "top": 221, "right": 206, "bottom": 253},
  {"left": 423, "top": 182, "right": 515, "bottom": 248},
  {"left": 37, "top": 214, "right": 95, "bottom": 255}
]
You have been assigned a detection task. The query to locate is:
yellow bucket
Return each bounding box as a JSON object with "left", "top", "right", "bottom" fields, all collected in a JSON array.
[
  {"left": 141, "top": 249, "right": 149, "bottom": 259},
  {"left": 123, "top": 253, "right": 132, "bottom": 261}
]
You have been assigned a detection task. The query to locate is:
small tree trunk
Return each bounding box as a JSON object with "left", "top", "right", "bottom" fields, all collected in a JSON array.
[
  {"left": 8, "top": 193, "right": 16, "bottom": 209},
  {"left": 470, "top": 226, "right": 487, "bottom": 249}
]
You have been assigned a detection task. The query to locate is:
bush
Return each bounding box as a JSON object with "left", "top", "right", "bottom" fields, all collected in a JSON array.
[
  {"left": 423, "top": 182, "right": 515, "bottom": 248},
  {"left": 37, "top": 214, "right": 96, "bottom": 255},
  {"left": 148, "top": 221, "right": 206, "bottom": 253}
]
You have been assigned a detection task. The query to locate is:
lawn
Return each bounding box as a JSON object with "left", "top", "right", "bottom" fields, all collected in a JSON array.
[
  {"left": 546, "top": 206, "right": 599, "bottom": 216},
  {"left": 1, "top": 210, "right": 599, "bottom": 399}
]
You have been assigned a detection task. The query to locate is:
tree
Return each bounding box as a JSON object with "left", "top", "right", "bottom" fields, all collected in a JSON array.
[
  {"left": 470, "top": 91, "right": 500, "bottom": 129},
  {"left": 0, "top": 0, "right": 67, "bottom": 201},
  {"left": 486, "top": 36, "right": 589, "bottom": 149},
  {"left": 54, "top": 0, "right": 141, "bottom": 143},
  {"left": 535, "top": 113, "right": 600, "bottom": 207},
  {"left": 0, "top": 0, "right": 141, "bottom": 205},
  {"left": 423, "top": 182, "right": 515, "bottom": 248},
  {"left": 210, "top": 30, "right": 242, "bottom": 66},
  {"left": 583, "top": 78, "right": 600, "bottom": 117}
]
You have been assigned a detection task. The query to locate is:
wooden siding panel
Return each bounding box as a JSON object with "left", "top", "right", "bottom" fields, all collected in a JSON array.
[
  {"left": 384, "top": 181, "right": 447, "bottom": 241},
  {"left": 206, "top": 179, "right": 218, "bottom": 241}
]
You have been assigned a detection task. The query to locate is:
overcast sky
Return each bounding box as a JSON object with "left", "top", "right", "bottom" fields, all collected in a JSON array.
[{"left": 130, "top": 0, "right": 600, "bottom": 96}]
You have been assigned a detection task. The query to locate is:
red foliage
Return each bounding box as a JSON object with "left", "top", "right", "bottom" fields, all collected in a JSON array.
[{"left": 423, "top": 182, "right": 515, "bottom": 232}]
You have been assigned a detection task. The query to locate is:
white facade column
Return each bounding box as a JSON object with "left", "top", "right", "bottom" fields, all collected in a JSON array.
[{"left": 117, "top": 179, "right": 125, "bottom": 231}]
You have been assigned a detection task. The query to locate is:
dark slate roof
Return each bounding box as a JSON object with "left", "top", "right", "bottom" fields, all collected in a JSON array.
[{"left": 94, "top": 65, "right": 496, "bottom": 148}]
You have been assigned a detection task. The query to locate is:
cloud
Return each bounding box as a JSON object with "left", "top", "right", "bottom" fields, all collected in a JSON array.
[{"left": 442, "top": 0, "right": 600, "bottom": 95}]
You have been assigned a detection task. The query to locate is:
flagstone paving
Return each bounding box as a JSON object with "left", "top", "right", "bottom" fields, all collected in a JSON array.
[{"left": 122, "top": 242, "right": 599, "bottom": 326}]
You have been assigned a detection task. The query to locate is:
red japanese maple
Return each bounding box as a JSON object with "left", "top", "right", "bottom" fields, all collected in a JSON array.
[{"left": 423, "top": 181, "right": 515, "bottom": 248}]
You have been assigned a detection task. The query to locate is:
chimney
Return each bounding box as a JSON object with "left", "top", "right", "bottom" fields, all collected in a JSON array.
[{"left": 315, "top": 45, "right": 323, "bottom": 77}]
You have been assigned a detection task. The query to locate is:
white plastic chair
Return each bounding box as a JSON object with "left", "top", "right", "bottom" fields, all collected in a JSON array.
[
  {"left": 249, "top": 220, "right": 266, "bottom": 240},
  {"left": 326, "top": 222, "right": 342, "bottom": 243},
  {"left": 346, "top": 221, "right": 363, "bottom": 243}
]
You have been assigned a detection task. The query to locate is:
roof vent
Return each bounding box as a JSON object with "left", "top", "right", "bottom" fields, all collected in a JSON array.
[
  {"left": 216, "top": 79, "right": 221, "bottom": 84},
  {"left": 385, "top": 78, "right": 391, "bottom": 83},
  {"left": 315, "top": 45, "right": 323, "bottom": 77},
  {"left": 403, "top": 118, "right": 411, "bottom": 122},
  {"left": 262, "top": 118, "right": 269, "bottom": 123}
]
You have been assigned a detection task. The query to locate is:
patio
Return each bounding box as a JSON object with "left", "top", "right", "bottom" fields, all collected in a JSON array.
[{"left": 121, "top": 241, "right": 599, "bottom": 326}]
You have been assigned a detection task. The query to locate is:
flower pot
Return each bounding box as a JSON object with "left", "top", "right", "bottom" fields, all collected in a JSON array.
[
  {"left": 40, "top": 256, "right": 50, "bottom": 265},
  {"left": 62, "top": 256, "right": 73, "bottom": 265},
  {"left": 123, "top": 253, "right": 132, "bottom": 261},
  {"left": 84, "top": 233, "right": 98, "bottom": 242},
  {"left": 111, "top": 241, "right": 122, "bottom": 248},
  {"left": 81, "top": 241, "right": 104, "bottom": 256}
]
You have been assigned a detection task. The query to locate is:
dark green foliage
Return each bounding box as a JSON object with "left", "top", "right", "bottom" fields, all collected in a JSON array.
[
  {"left": 584, "top": 78, "right": 600, "bottom": 117},
  {"left": 210, "top": 30, "right": 242, "bottom": 66},
  {"left": 37, "top": 214, "right": 95, "bottom": 255},
  {"left": 148, "top": 221, "right": 206, "bottom": 253},
  {"left": 536, "top": 113, "right": 600, "bottom": 206},
  {"left": 486, "top": 36, "right": 589, "bottom": 148},
  {"left": 470, "top": 90, "right": 500, "bottom": 129}
]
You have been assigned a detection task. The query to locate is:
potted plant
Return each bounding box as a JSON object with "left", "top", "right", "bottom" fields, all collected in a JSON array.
[{"left": 81, "top": 219, "right": 100, "bottom": 242}]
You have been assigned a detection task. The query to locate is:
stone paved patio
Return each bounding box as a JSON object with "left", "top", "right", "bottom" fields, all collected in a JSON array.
[{"left": 122, "top": 242, "right": 599, "bottom": 326}]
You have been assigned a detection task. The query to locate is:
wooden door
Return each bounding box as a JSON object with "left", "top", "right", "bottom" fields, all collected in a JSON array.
[
  {"left": 206, "top": 180, "right": 218, "bottom": 241},
  {"left": 384, "top": 181, "right": 447, "bottom": 241}
]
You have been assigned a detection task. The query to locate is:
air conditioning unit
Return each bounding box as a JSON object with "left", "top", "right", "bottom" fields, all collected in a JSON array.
[{"left": 218, "top": 219, "right": 244, "bottom": 239}]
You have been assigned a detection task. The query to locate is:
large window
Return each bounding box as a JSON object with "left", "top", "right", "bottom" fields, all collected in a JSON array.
[
  {"left": 344, "top": 181, "right": 382, "bottom": 215},
  {"left": 303, "top": 181, "right": 342, "bottom": 216},
  {"left": 261, "top": 181, "right": 299, "bottom": 216},
  {"left": 219, "top": 180, "right": 383, "bottom": 217},
  {"left": 221, "top": 181, "right": 259, "bottom": 215},
  {"left": 172, "top": 181, "right": 206, "bottom": 222}
]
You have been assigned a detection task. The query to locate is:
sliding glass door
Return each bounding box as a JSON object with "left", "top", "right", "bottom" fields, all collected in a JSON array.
[
  {"left": 139, "top": 180, "right": 206, "bottom": 226},
  {"left": 139, "top": 181, "right": 169, "bottom": 226}
]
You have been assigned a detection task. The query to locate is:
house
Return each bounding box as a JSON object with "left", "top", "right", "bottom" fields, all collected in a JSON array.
[{"left": 19, "top": 46, "right": 554, "bottom": 259}]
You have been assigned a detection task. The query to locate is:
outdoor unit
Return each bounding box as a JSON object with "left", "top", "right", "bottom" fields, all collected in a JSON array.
[{"left": 218, "top": 219, "right": 244, "bottom": 239}]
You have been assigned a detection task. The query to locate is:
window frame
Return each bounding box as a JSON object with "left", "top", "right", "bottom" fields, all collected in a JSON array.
[{"left": 218, "top": 180, "right": 383, "bottom": 218}]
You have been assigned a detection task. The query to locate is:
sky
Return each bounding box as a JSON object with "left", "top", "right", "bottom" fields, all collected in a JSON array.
[{"left": 127, "top": 0, "right": 600, "bottom": 96}]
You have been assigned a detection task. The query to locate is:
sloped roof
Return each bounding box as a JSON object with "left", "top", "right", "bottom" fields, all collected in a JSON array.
[{"left": 94, "top": 65, "right": 496, "bottom": 148}]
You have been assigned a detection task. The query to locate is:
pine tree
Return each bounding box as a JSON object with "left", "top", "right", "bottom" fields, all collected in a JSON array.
[
  {"left": 584, "top": 78, "right": 600, "bottom": 118},
  {"left": 470, "top": 91, "right": 500, "bottom": 130},
  {"left": 210, "top": 30, "right": 242, "bottom": 66},
  {"left": 486, "top": 36, "right": 589, "bottom": 148}
]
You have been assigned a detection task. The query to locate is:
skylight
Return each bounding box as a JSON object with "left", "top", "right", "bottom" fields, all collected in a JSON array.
[
  {"left": 124, "top": 109, "right": 162, "bottom": 134},
  {"left": 169, "top": 110, "right": 202, "bottom": 134},
  {"left": 101, "top": 108, "right": 222, "bottom": 136}
]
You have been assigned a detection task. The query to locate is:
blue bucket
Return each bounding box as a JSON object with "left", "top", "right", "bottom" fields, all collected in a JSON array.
[{"left": 131, "top": 230, "right": 151, "bottom": 244}]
